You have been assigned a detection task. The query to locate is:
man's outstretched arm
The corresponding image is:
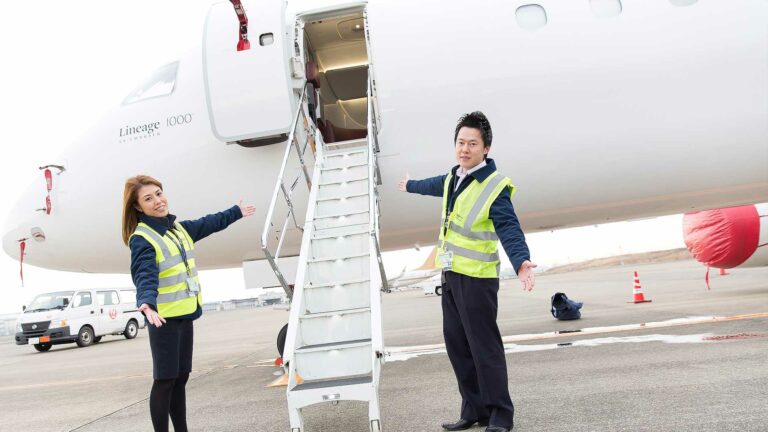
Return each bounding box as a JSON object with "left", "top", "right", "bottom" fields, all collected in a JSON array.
[{"left": 398, "top": 173, "right": 447, "bottom": 197}]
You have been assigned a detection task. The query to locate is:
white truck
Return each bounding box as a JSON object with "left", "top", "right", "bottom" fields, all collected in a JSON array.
[{"left": 14, "top": 288, "right": 146, "bottom": 352}]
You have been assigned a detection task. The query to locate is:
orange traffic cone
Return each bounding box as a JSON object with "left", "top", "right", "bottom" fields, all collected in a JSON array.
[{"left": 628, "top": 271, "right": 652, "bottom": 304}]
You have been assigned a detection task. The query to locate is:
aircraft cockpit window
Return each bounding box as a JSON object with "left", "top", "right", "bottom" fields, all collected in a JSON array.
[{"left": 122, "top": 62, "right": 179, "bottom": 105}]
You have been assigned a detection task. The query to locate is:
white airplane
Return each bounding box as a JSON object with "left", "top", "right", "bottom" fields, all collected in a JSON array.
[
  {"left": 386, "top": 248, "right": 441, "bottom": 290},
  {"left": 3, "top": 0, "right": 767, "bottom": 280}
]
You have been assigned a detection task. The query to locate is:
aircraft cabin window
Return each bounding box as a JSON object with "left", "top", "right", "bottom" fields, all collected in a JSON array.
[
  {"left": 122, "top": 62, "right": 179, "bottom": 105},
  {"left": 515, "top": 5, "right": 547, "bottom": 30},
  {"left": 590, "top": 0, "right": 622, "bottom": 18},
  {"left": 670, "top": 0, "right": 697, "bottom": 6}
]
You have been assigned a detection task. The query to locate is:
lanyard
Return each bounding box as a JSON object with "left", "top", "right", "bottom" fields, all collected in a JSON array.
[
  {"left": 166, "top": 229, "right": 192, "bottom": 276},
  {"left": 441, "top": 173, "right": 460, "bottom": 248}
]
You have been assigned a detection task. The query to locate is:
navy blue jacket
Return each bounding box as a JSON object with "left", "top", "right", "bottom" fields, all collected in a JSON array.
[
  {"left": 406, "top": 159, "right": 530, "bottom": 274},
  {"left": 129, "top": 205, "right": 243, "bottom": 320}
]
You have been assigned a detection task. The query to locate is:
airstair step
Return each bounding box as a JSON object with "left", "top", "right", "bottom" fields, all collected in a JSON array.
[
  {"left": 296, "top": 338, "right": 371, "bottom": 353},
  {"left": 324, "top": 138, "right": 368, "bottom": 153},
  {"left": 323, "top": 149, "right": 367, "bottom": 166},
  {"left": 297, "top": 307, "right": 371, "bottom": 347},
  {"left": 316, "top": 195, "right": 368, "bottom": 219},
  {"left": 312, "top": 225, "right": 369, "bottom": 240},
  {"left": 320, "top": 164, "right": 368, "bottom": 184},
  {"left": 310, "top": 231, "right": 369, "bottom": 258},
  {"left": 304, "top": 283, "right": 370, "bottom": 314},
  {"left": 293, "top": 341, "right": 372, "bottom": 382},
  {"left": 292, "top": 375, "right": 373, "bottom": 392},
  {"left": 318, "top": 177, "right": 368, "bottom": 201}
]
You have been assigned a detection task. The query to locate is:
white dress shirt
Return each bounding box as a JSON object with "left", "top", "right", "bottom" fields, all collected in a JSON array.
[{"left": 454, "top": 160, "right": 487, "bottom": 191}]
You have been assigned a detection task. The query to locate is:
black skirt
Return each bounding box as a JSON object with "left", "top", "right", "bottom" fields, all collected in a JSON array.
[{"left": 147, "top": 318, "right": 194, "bottom": 380}]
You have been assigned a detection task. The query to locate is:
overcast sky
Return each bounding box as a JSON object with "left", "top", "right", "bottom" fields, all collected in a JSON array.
[{"left": 0, "top": 1, "right": 686, "bottom": 315}]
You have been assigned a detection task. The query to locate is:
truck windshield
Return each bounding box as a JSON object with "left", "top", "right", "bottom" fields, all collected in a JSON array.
[{"left": 26, "top": 291, "right": 75, "bottom": 312}]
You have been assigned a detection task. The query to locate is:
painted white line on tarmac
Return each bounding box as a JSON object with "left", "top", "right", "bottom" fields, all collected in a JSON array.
[
  {"left": 385, "top": 312, "right": 768, "bottom": 362},
  {"left": 387, "top": 333, "right": 714, "bottom": 362}
]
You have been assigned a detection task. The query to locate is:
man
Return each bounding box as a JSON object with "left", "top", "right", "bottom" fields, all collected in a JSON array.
[{"left": 398, "top": 111, "right": 535, "bottom": 432}]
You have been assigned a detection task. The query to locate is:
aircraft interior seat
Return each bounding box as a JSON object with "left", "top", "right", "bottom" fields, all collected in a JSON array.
[
  {"left": 328, "top": 120, "right": 367, "bottom": 141},
  {"left": 318, "top": 119, "right": 335, "bottom": 143},
  {"left": 305, "top": 61, "right": 320, "bottom": 125}
]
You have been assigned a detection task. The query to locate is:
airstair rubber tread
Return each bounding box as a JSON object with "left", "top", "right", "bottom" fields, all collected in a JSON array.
[
  {"left": 304, "top": 277, "right": 370, "bottom": 289},
  {"left": 292, "top": 375, "right": 373, "bottom": 391},
  {"left": 300, "top": 306, "right": 370, "bottom": 319},
  {"left": 307, "top": 252, "right": 369, "bottom": 263},
  {"left": 324, "top": 149, "right": 367, "bottom": 159},
  {"left": 319, "top": 176, "right": 369, "bottom": 186},
  {"left": 313, "top": 209, "right": 369, "bottom": 220},
  {"left": 316, "top": 192, "right": 369, "bottom": 202},
  {"left": 320, "top": 162, "right": 368, "bottom": 171},
  {"left": 311, "top": 225, "right": 370, "bottom": 240},
  {"left": 295, "top": 338, "right": 371, "bottom": 352}
]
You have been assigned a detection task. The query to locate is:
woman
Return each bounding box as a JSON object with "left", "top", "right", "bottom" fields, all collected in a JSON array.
[{"left": 121, "top": 175, "right": 255, "bottom": 432}]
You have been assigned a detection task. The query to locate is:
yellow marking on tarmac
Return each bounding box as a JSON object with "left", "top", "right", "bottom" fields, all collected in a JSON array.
[{"left": 387, "top": 312, "right": 768, "bottom": 356}]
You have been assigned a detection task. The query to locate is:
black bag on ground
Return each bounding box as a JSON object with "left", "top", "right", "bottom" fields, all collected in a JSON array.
[{"left": 550, "top": 292, "right": 583, "bottom": 320}]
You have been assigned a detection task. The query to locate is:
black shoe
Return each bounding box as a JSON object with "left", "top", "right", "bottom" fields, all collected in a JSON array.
[
  {"left": 485, "top": 426, "right": 511, "bottom": 432},
  {"left": 441, "top": 418, "right": 489, "bottom": 430}
]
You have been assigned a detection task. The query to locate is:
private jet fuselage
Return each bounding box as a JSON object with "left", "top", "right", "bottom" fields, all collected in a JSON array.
[{"left": 3, "top": 0, "right": 767, "bottom": 273}]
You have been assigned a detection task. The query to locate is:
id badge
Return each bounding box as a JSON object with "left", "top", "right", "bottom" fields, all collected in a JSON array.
[
  {"left": 186, "top": 277, "right": 201, "bottom": 293},
  {"left": 438, "top": 250, "right": 454, "bottom": 271}
]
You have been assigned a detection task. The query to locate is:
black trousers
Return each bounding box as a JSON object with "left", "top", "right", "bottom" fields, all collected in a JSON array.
[{"left": 442, "top": 271, "right": 514, "bottom": 428}]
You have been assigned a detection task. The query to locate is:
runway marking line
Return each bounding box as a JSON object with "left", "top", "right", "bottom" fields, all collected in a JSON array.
[{"left": 386, "top": 312, "right": 768, "bottom": 357}]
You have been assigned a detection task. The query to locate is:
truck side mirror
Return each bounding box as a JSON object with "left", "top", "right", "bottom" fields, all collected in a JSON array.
[
  {"left": 22, "top": 305, "right": 26, "bottom": 311},
  {"left": 63, "top": 298, "right": 69, "bottom": 307}
]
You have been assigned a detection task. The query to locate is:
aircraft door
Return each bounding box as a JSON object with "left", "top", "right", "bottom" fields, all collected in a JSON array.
[{"left": 203, "top": 0, "right": 295, "bottom": 143}]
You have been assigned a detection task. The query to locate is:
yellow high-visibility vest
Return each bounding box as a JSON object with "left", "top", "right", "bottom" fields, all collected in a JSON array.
[
  {"left": 436, "top": 171, "right": 515, "bottom": 278},
  {"left": 130, "top": 222, "right": 201, "bottom": 317}
]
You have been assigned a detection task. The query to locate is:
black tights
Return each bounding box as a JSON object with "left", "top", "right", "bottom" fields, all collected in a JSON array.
[{"left": 149, "top": 373, "right": 189, "bottom": 432}]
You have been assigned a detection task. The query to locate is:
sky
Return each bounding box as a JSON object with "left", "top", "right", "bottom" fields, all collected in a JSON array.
[{"left": 0, "top": 1, "right": 686, "bottom": 315}]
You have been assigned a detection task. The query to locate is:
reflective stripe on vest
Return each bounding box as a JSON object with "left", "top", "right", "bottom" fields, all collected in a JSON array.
[
  {"left": 130, "top": 222, "right": 202, "bottom": 318},
  {"left": 437, "top": 170, "right": 515, "bottom": 278}
]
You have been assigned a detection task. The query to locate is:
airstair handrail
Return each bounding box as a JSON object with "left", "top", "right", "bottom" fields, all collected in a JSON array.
[
  {"left": 261, "top": 84, "right": 314, "bottom": 298},
  {"left": 367, "top": 77, "right": 388, "bottom": 293}
]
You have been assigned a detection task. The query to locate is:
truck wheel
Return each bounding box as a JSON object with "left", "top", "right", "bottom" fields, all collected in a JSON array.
[
  {"left": 33, "top": 343, "right": 52, "bottom": 352},
  {"left": 277, "top": 323, "right": 288, "bottom": 357},
  {"left": 124, "top": 319, "right": 139, "bottom": 339},
  {"left": 435, "top": 286, "right": 443, "bottom": 296},
  {"left": 93, "top": 336, "right": 103, "bottom": 344},
  {"left": 76, "top": 326, "right": 94, "bottom": 347}
]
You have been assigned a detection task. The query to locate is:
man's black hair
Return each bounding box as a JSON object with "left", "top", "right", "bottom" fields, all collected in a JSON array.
[{"left": 454, "top": 111, "right": 493, "bottom": 147}]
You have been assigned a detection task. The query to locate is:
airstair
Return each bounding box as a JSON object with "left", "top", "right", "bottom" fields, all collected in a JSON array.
[{"left": 261, "top": 66, "right": 388, "bottom": 431}]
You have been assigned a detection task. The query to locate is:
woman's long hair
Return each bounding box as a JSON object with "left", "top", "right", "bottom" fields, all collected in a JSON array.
[{"left": 122, "top": 175, "right": 163, "bottom": 246}]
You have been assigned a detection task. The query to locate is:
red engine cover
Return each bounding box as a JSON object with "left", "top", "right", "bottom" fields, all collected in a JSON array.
[{"left": 683, "top": 205, "right": 760, "bottom": 268}]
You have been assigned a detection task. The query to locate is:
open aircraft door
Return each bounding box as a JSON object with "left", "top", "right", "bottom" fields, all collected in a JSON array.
[{"left": 203, "top": 0, "right": 295, "bottom": 144}]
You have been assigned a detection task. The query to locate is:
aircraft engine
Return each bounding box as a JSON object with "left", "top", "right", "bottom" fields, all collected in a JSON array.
[{"left": 683, "top": 204, "right": 768, "bottom": 268}]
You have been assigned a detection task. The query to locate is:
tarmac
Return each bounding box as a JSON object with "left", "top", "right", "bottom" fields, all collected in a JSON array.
[{"left": 0, "top": 259, "right": 766, "bottom": 432}]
